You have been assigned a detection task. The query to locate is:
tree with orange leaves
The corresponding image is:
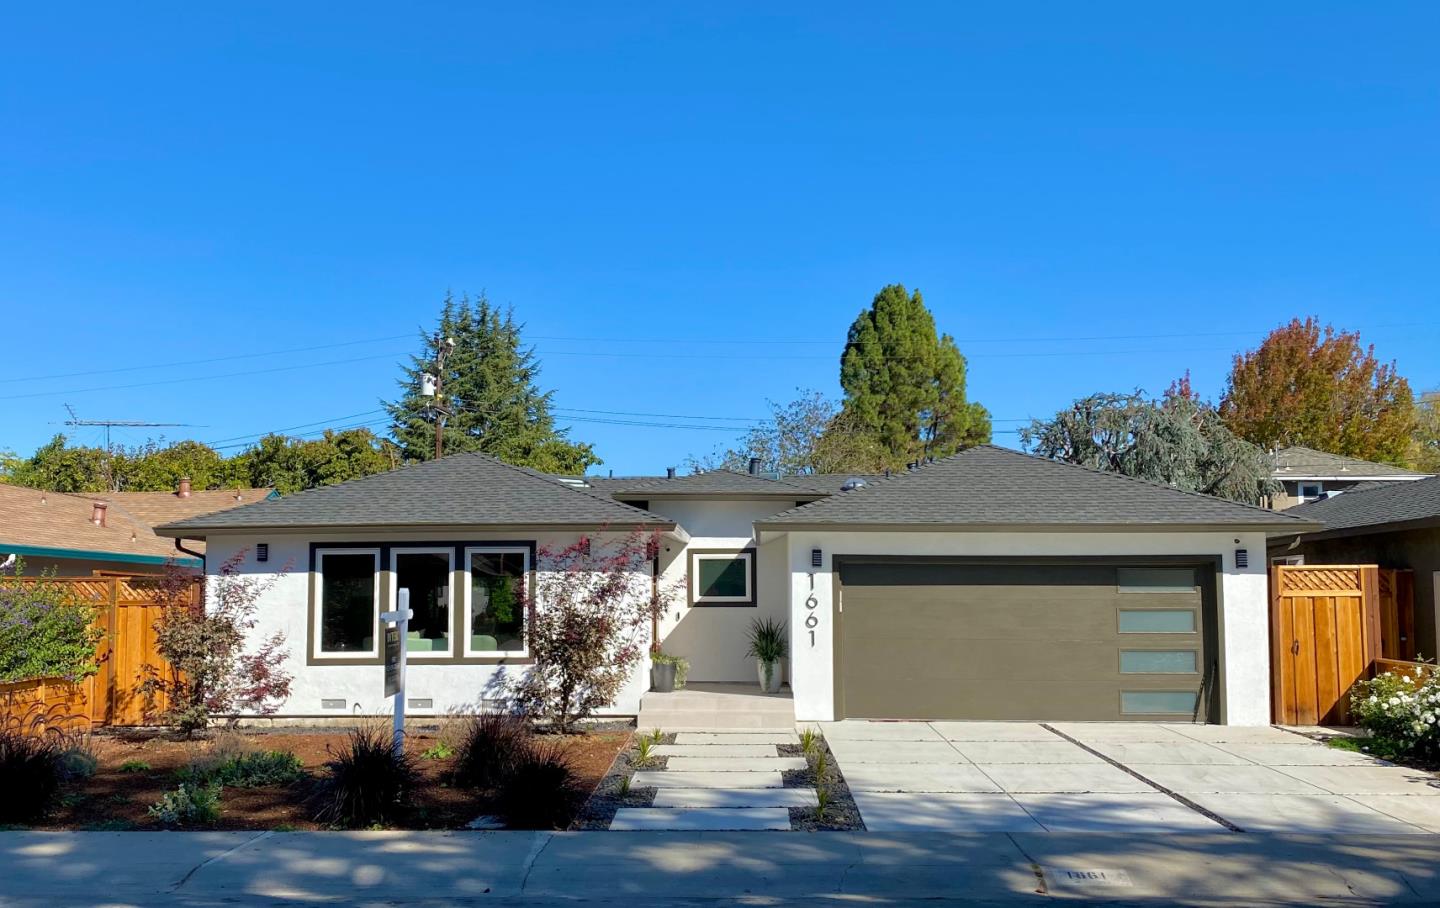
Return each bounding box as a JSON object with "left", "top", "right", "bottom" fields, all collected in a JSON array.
[{"left": 1219, "top": 317, "right": 1415, "bottom": 465}]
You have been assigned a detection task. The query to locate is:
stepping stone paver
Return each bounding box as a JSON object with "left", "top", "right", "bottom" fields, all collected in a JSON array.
[
  {"left": 674, "top": 732, "right": 798, "bottom": 745},
  {"left": 631, "top": 770, "right": 785, "bottom": 789},
  {"left": 653, "top": 744, "right": 778, "bottom": 758},
  {"left": 662, "top": 756, "right": 807, "bottom": 772},
  {"left": 651, "top": 787, "right": 816, "bottom": 808},
  {"left": 610, "top": 807, "right": 792, "bottom": 831}
]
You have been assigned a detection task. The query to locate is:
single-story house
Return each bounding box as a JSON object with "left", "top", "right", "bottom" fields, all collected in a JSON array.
[
  {"left": 1269, "top": 474, "right": 1440, "bottom": 656},
  {"left": 156, "top": 446, "right": 1316, "bottom": 725},
  {"left": 0, "top": 478, "right": 273, "bottom": 575},
  {"left": 1267, "top": 445, "right": 1429, "bottom": 510}
]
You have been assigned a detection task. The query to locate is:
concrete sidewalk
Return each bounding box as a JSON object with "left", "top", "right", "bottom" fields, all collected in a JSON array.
[{"left": 3, "top": 830, "right": 1440, "bottom": 906}]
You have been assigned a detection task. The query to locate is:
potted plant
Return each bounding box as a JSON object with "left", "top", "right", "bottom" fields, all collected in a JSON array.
[
  {"left": 746, "top": 618, "right": 788, "bottom": 694},
  {"left": 650, "top": 650, "right": 688, "bottom": 693}
]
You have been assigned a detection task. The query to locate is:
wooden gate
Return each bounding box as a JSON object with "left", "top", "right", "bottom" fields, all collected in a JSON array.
[
  {"left": 0, "top": 577, "right": 192, "bottom": 730},
  {"left": 1271, "top": 565, "right": 1415, "bottom": 725}
]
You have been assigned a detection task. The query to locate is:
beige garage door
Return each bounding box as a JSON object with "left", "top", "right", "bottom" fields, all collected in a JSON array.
[{"left": 836, "top": 560, "right": 1217, "bottom": 722}]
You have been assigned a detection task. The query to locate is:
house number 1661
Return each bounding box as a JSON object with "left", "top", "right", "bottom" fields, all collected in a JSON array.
[{"left": 805, "top": 594, "right": 819, "bottom": 646}]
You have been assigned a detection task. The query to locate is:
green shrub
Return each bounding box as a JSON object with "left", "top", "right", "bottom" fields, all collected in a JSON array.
[
  {"left": 119, "top": 760, "right": 151, "bottom": 773},
  {"left": 495, "top": 738, "right": 578, "bottom": 830},
  {"left": 58, "top": 744, "right": 98, "bottom": 780},
  {"left": 631, "top": 735, "right": 656, "bottom": 767},
  {"left": 148, "top": 783, "right": 222, "bottom": 826},
  {"left": 421, "top": 741, "right": 455, "bottom": 760},
  {"left": 454, "top": 713, "right": 532, "bottom": 790},
  {"left": 651, "top": 651, "right": 689, "bottom": 689},
  {"left": 187, "top": 750, "right": 305, "bottom": 788},
  {"left": 312, "top": 727, "right": 416, "bottom": 828},
  {"left": 0, "top": 565, "right": 102, "bottom": 683},
  {"left": 0, "top": 729, "right": 66, "bottom": 823},
  {"left": 1351, "top": 668, "right": 1440, "bottom": 757}
]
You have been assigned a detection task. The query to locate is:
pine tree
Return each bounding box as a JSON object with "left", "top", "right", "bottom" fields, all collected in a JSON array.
[
  {"left": 838, "top": 284, "right": 990, "bottom": 467},
  {"left": 385, "top": 294, "right": 599, "bottom": 473}
]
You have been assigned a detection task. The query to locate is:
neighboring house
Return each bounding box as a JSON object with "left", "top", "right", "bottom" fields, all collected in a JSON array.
[
  {"left": 1268, "top": 445, "right": 1429, "bottom": 510},
  {"left": 0, "top": 478, "right": 274, "bottom": 576},
  {"left": 156, "top": 446, "right": 1314, "bottom": 725},
  {"left": 1269, "top": 475, "right": 1440, "bottom": 657}
]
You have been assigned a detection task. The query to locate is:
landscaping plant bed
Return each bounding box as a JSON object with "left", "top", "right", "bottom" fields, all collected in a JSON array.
[
  {"left": 780, "top": 739, "right": 864, "bottom": 832},
  {"left": 28, "top": 727, "right": 627, "bottom": 831}
]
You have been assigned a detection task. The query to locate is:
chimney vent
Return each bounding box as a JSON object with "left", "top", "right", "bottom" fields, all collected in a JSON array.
[
  {"left": 177, "top": 477, "right": 192, "bottom": 498},
  {"left": 666, "top": 466, "right": 676, "bottom": 479},
  {"left": 91, "top": 501, "right": 108, "bottom": 527},
  {"left": 748, "top": 457, "right": 761, "bottom": 476}
]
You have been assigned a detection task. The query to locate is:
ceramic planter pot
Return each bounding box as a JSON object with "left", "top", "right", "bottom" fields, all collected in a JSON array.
[
  {"left": 756, "top": 658, "right": 782, "bottom": 694},
  {"left": 651, "top": 661, "right": 677, "bottom": 693}
]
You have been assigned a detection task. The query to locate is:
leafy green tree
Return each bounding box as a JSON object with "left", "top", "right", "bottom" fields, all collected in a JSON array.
[
  {"left": 230, "top": 429, "right": 399, "bottom": 495},
  {"left": 689, "top": 389, "right": 887, "bottom": 475},
  {"left": 0, "top": 434, "right": 111, "bottom": 492},
  {"left": 838, "top": 284, "right": 990, "bottom": 467},
  {"left": 1411, "top": 390, "right": 1440, "bottom": 473},
  {"left": 113, "top": 439, "right": 233, "bottom": 491},
  {"left": 1021, "top": 378, "right": 1278, "bottom": 505},
  {"left": 386, "top": 294, "right": 599, "bottom": 473},
  {"left": 1220, "top": 317, "right": 1416, "bottom": 464}
]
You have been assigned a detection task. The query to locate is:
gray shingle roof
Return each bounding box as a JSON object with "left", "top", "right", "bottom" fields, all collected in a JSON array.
[
  {"left": 154, "top": 453, "right": 674, "bottom": 534},
  {"left": 755, "top": 445, "right": 1316, "bottom": 530},
  {"left": 1287, "top": 474, "right": 1440, "bottom": 535},
  {"left": 1271, "top": 445, "right": 1428, "bottom": 480},
  {"left": 586, "top": 470, "right": 825, "bottom": 498}
]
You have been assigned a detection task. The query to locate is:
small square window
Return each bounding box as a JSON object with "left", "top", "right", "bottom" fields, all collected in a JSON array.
[{"left": 690, "top": 549, "right": 755, "bottom": 606}]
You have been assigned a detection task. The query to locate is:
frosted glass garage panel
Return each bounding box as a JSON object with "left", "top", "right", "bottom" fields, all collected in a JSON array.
[
  {"left": 1118, "top": 609, "right": 1196, "bottom": 634},
  {"left": 1121, "top": 691, "right": 1198, "bottom": 715},
  {"left": 1117, "top": 567, "right": 1197, "bottom": 592},
  {"left": 1120, "top": 650, "right": 1198, "bottom": 673}
]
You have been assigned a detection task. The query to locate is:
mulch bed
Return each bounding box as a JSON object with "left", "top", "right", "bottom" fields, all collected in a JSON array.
[
  {"left": 780, "top": 740, "right": 864, "bottom": 832},
  {"left": 32, "top": 726, "right": 628, "bottom": 831}
]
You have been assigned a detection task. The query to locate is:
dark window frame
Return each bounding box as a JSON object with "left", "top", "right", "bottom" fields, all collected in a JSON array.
[{"left": 687, "top": 547, "right": 757, "bottom": 608}]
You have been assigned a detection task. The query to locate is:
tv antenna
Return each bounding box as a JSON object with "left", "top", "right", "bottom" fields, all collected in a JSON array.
[{"left": 63, "top": 404, "right": 195, "bottom": 450}]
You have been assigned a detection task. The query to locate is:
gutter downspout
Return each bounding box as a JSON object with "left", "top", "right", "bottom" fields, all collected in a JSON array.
[{"left": 174, "top": 537, "right": 204, "bottom": 564}]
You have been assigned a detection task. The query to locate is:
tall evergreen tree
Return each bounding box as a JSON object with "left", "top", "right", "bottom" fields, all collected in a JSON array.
[
  {"left": 837, "top": 284, "right": 990, "bottom": 467},
  {"left": 386, "top": 294, "right": 599, "bottom": 473}
]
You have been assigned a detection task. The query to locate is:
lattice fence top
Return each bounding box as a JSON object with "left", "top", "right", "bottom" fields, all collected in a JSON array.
[
  {"left": 1275, "top": 565, "right": 1363, "bottom": 595},
  {"left": 14, "top": 576, "right": 198, "bottom": 604}
]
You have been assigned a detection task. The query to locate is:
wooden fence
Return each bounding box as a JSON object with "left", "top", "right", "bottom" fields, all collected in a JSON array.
[
  {"left": 0, "top": 576, "right": 193, "bottom": 731},
  {"left": 1271, "top": 565, "right": 1416, "bottom": 726}
]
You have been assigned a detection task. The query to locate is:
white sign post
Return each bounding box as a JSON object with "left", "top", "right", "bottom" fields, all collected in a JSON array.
[{"left": 381, "top": 588, "right": 413, "bottom": 758}]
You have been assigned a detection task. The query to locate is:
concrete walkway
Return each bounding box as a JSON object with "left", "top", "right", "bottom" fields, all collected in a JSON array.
[
  {"left": 611, "top": 729, "right": 815, "bottom": 830},
  {"left": 821, "top": 720, "right": 1440, "bottom": 834},
  {"left": 5, "top": 830, "right": 1440, "bottom": 905}
]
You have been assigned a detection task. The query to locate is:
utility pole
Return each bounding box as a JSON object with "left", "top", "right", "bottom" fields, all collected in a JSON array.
[{"left": 422, "top": 335, "right": 456, "bottom": 460}]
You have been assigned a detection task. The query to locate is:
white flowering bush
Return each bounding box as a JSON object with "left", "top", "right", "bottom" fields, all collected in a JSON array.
[{"left": 1351, "top": 668, "right": 1440, "bottom": 757}]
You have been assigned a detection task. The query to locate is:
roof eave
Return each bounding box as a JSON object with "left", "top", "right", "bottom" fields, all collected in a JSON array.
[
  {"left": 154, "top": 519, "right": 680, "bottom": 538},
  {"left": 0, "top": 542, "right": 201, "bottom": 567},
  {"left": 1291, "top": 515, "right": 1440, "bottom": 543},
  {"left": 752, "top": 520, "right": 1321, "bottom": 535}
]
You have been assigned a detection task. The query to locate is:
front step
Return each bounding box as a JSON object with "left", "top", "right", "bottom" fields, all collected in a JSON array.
[{"left": 636, "top": 682, "right": 796, "bottom": 732}]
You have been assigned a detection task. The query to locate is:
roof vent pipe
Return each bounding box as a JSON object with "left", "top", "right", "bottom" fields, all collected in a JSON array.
[
  {"left": 91, "top": 501, "right": 108, "bottom": 527},
  {"left": 748, "top": 457, "right": 761, "bottom": 476},
  {"left": 666, "top": 466, "right": 676, "bottom": 479},
  {"left": 178, "top": 476, "right": 192, "bottom": 498}
]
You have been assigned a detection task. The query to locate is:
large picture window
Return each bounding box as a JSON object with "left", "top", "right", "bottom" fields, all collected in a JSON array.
[
  {"left": 689, "top": 549, "right": 755, "bottom": 606},
  {"left": 315, "top": 549, "right": 380, "bottom": 658},
  {"left": 392, "top": 548, "right": 454, "bottom": 658},
  {"left": 465, "top": 547, "right": 529, "bottom": 656}
]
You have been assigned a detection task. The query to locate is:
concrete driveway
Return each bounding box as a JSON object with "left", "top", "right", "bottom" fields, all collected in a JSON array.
[{"left": 819, "top": 720, "right": 1440, "bottom": 834}]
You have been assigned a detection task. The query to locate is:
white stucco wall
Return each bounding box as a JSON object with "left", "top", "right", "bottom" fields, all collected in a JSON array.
[
  {"left": 204, "top": 529, "right": 655, "bottom": 719},
  {"left": 643, "top": 498, "right": 794, "bottom": 683},
  {"left": 772, "top": 529, "right": 1271, "bottom": 725}
]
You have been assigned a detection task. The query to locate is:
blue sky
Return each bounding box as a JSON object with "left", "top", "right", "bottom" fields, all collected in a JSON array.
[{"left": 2, "top": 4, "right": 1436, "bottom": 475}]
